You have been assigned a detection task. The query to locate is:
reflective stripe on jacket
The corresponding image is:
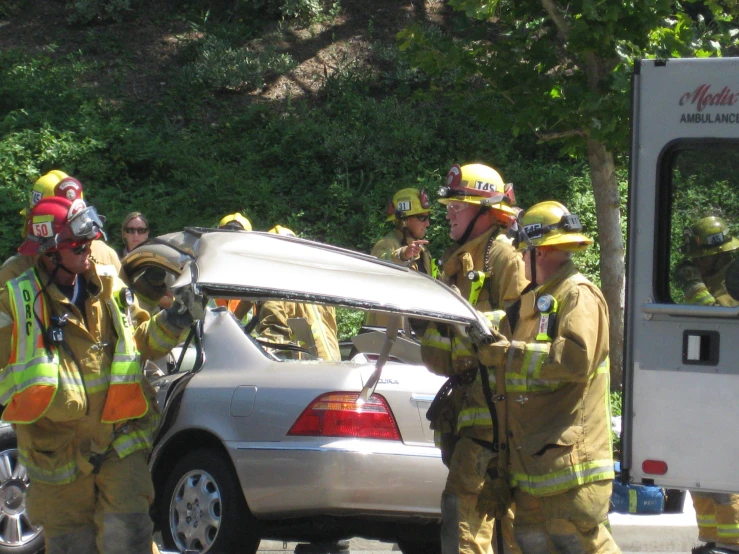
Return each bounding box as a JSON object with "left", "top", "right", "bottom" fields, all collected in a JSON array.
[
  {"left": 0, "top": 268, "right": 147, "bottom": 425},
  {"left": 100, "top": 278, "right": 148, "bottom": 423},
  {"left": 0, "top": 270, "right": 60, "bottom": 422},
  {"left": 420, "top": 228, "right": 526, "bottom": 440},
  {"left": 500, "top": 261, "right": 615, "bottom": 496},
  {"left": 0, "top": 261, "right": 178, "bottom": 485}
]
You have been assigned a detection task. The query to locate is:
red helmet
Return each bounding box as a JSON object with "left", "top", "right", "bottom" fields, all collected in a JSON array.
[
  {"left": 19, "top": 197, "right": 105, "bottom": 255},
  {"left": 54, "top": 177, "right": 84, "bottom": 203}
]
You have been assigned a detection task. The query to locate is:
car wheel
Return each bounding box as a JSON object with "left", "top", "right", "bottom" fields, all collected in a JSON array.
[
  {"left": 0, "top": 426, "right": 44, "bottom": 554},
  {"left": 396, "top": 537, "right": 441, "bottom": 554},
  {"left": 159, "top": 449, "right": 260, "bottom": 554}
]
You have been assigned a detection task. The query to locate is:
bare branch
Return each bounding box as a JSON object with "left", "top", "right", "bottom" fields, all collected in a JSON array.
[
  {"left": 540, "top": 0, "right": 570, "bottom": 42},
  {"left": 534, "top": 128, "right": 587, "bottom": 141}
]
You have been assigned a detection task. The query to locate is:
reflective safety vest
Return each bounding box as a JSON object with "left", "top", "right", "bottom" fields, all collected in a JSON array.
[{"left": 0, "top": 269, "right": 148, "bottom": 424}]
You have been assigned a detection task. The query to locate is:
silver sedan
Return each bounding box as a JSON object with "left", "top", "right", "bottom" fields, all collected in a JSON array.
[{"left": 126, "top": 228, "right": 493, "bottom": 554}]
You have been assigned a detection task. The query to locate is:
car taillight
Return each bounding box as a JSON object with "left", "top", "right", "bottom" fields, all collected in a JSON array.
[{"left": 288, "top": 392, "right": 401, "bottom": 440}]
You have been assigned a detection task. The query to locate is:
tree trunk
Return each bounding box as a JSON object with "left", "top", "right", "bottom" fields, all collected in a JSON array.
[{"left": 586, "top": 138, "right": 624, "bottom": 390}]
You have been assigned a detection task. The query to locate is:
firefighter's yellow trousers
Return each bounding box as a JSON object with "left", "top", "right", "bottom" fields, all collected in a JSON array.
[
  {"left": 27, "top": 450, "right": 155, "bottom": 554},
  {"left": 441, "top": 436, "right": 520, "bottom": 554},
  {"left": 512, "top": 481, "right": 621, "bottom": 554},
  {"left": 692, "top": 491, "right": 739, "bottom": 546}
]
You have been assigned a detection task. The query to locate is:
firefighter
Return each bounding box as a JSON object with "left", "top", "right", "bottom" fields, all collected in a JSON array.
[
  {"left": 675, "top": 215, "right": 739, "bottom": 554},
  {"left": 364, "top": 188, "right": 435, "bottom": 329},
  {"left": 256, "top": 226, "right": 341, "bottom": 361},
  {"left": 218, "top": 212, "right": 252, "bottom": 231},
  {"left": 373, "top": 187, "right": 434, "bottom": 274},
  {"left": 0, "top": 197, "right": 190, "bottom": 554},
  {"left": 421, "top": 163, "right": 526, "bottom": 554},
  {"left": 0, "top": 170, "right": 121, "bottom": 284},
  {"left": 213, "top": 213, "right": 254, "bottom": 321},
  {"left": 478, "top": 201, "right": 620, "bottom": 554}
]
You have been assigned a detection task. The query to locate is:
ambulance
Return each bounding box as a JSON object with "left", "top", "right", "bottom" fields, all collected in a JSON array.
[{"left": 623, "top": 58, "right": 739, "bottom": 493}]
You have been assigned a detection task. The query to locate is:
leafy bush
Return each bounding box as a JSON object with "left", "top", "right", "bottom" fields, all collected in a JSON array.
[
  {"left": 336, "top": 308, "right": 364, "bottom": 342},
  {"left": 0, "top": 0, "right": 25, "bottom": 17},
  {"left": 610, "top": 390, "right": 622, "bottom": 460},
  {"left": 181, "top": 36, "right": 295, "bottom": 92},
  {"left": 65, "top": 0, "right": 137, "bottom": 25},
  {"left": 0, "top": 9, "right": 604, "bottom": 279}
]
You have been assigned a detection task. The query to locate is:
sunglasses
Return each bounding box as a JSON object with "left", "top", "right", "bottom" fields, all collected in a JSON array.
[
  {"left": 124, "top": 227, "right": 149, "bottom": 235},
  {"left": 409, "top": 215, "right": 430, "bottom": 223},
  {"left": 71, "top": 243, "right": 90, "bottom": 255}
]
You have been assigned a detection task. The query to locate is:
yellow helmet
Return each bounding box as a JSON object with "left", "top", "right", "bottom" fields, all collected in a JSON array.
[
  {"left": 268, "top": 225, "right": 296, "bottom": 237},
  {"left": 438, "top": 163, "right": 517, "bottom": 216},
  {"left": 218, "top": 213, "right": 252, "bottom": 231},
  {"left": 514, "top": 201, "right": 592, "bottom": 252},
  {"left": 21, "top": 170, "right": 81, "bottom": 217},
  {"left": 682, "top": 216, "right": 739, "bottom": 258},
  {"left": 385, "top": 188, "right": 431, "bottom": 222}
]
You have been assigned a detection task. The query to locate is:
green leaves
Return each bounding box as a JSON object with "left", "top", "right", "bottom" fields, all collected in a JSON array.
[{"left": 399, "top": 0, "right": 739, "bottom": 155}]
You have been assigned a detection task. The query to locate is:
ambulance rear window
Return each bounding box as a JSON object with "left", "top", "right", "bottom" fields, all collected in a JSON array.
[{"left": 659, "top": 142, "right": 739, "bottom": 305}]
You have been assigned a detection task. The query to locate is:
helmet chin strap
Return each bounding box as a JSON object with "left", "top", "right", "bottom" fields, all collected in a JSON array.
[
  {"left": 456, "top": 206, "right": 487, "bottom": 245},
  {"left": 529, "top": 248, "right": 538, "bottom": 287},
  {"left": 47, "top": 252, "right": 76, "bottom": 280}
]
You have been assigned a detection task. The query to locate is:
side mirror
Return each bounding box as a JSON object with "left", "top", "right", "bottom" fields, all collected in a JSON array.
[{"left": 724, "top": 258, "right": 739, "bottom": 300}]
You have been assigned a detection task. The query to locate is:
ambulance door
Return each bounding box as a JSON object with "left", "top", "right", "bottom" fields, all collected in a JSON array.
[{"left": 623, "top": 58, "right": 739, "bottom": 493}]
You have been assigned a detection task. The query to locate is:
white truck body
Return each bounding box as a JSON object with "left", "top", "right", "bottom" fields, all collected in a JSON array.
[{"left": 624, "top": 57, "right": 739, "bottom": 492}]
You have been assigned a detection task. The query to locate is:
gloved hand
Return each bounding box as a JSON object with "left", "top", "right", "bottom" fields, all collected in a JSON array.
[
  {"left": 674, "top": 261, "right": 703, "bottom": 291},
  {"left": 481, "top": 311, "right": 507, "bottom": 336},
  {"left": 476, "top": 473, "right": 512, "bottom": 519},
  {"left": 164, "top": 299, "right": 194, "bottom": 329}
]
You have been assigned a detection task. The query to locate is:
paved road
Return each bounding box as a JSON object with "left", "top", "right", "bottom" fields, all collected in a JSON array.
[{"left": 256, "top": 539, "right": 685, "bottom": 553}]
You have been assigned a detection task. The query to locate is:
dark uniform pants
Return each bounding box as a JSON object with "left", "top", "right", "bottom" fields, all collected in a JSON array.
[{"left": 27, "top": 450, "right": 155, "bottom": 554}]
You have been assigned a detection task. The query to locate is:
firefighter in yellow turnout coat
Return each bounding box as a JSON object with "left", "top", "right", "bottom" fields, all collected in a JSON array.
[
  {"left": 0, "top": 197, "right": 187, "bottom": 554},
  {"left": 366, "top": 188, "right": 435, "bottom": 328},
  {"left": 479, "top": 201, "right": 620, "bottom": 554},
  {"left": 256, "top": 226, "right": 341, "bottom": 361},
  {"left": 421, "top": 163, "right": 526, "bottom": 554},
  {"left": 675, "top": 216, "right": 739, "bottom": 554}
]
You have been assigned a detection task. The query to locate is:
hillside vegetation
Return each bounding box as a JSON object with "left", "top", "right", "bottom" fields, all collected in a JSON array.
[{"left": 0, "top": 0, "right": 608, "bottom": 278}]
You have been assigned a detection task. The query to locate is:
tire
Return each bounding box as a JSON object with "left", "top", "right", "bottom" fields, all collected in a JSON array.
[
  {"left": 159, "top": 449, "right": 260, "bottom": 554},
  {"left": 0, "top": 425, "right": 44, "bottom": 554}
]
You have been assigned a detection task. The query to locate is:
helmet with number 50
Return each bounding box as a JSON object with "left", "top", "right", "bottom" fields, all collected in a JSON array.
[{"left": 19, "top": 197, "right": 105, "bottom": 255}]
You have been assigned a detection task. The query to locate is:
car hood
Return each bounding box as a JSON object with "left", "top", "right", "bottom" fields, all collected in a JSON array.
[{"left": 123, "top": 228, "right": 492, "bottom": 337}]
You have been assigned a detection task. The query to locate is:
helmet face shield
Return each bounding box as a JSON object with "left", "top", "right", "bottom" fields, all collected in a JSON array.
[
  {"left": 66, "top": 205, "right": 105, "bottom": 242},
  {"left": 20, "top": 197, "right": 104, "bottom": 255}
]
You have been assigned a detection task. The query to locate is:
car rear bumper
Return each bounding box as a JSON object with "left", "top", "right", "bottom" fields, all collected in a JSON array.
[{"left": 226, "top": 439, "right": 446, "bottom": 519}]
